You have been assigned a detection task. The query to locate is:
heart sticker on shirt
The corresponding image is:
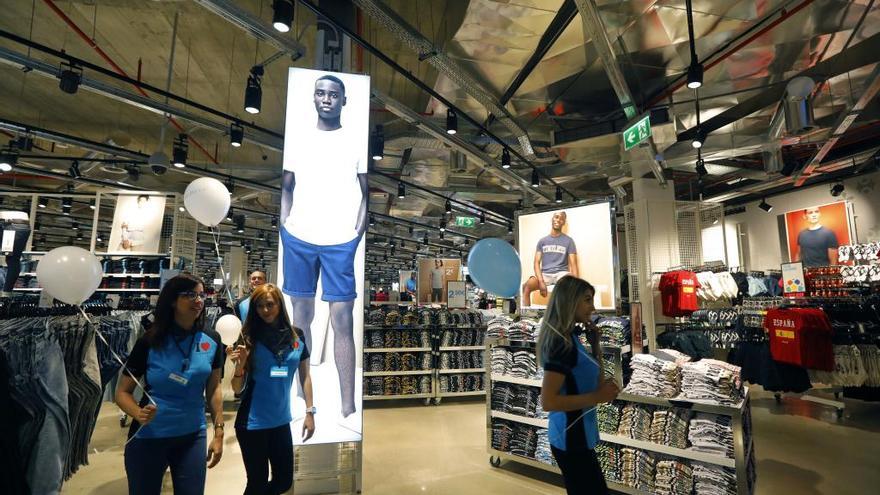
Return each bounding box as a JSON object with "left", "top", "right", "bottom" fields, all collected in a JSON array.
[
  {"left": 200, "top": 342, "right": 210, "bottom": 352},
  {"left": 294, "top": 341, "right": 299, "bottom": 349}
]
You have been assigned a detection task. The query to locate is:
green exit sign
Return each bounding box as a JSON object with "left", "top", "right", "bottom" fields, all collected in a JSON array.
[
  {"left": 455, "top": 216, "right": 477, "bottom": 228},
  {"left": 623, "top": 114, "right": 651, "bottom": 151}
]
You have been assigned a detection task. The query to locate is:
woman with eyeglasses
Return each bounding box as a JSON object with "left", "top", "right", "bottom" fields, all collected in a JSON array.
[
  {"left": 230, "top": 283, "right": 315, "bottom": 495},
  {"left": 116, "top": 274, "right": 225, "bottom": 495},
  {"left": 538, "top": 276, "right": 620, "bottom": 495}
]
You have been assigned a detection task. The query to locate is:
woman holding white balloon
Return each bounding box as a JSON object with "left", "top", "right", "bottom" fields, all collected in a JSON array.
[{"left": 115, "top": 274, "right": 226, "bottom": 495}]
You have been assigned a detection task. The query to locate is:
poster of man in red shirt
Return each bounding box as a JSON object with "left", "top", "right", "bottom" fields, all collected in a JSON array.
[{"left": 783, "top": 202, "right": 853, "bottom": 268}]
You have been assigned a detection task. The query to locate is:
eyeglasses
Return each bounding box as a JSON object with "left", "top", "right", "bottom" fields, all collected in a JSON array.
[{"left": 179, "top": 291, "right": 207, "bottom": 301}]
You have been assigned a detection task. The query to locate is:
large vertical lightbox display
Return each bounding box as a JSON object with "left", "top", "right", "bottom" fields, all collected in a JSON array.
[
  {"left": 517, "top": 202, "right": 617, "bottom": 310},
  {"left": 277, "top": 68, "right": 369, "bottom": 445}
]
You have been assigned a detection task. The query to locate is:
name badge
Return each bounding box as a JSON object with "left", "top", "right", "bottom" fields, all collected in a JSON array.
[
  {"left": 270, "top": 366, "right": 289, "bottom": 378},
  {"left": 168, "top": 372, "right": 190, "bottom": 386}
]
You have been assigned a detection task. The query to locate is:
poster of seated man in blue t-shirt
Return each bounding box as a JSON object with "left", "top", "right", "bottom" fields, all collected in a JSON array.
[{"left": 522, "top": 211, "right": 579, "bottom": 306}]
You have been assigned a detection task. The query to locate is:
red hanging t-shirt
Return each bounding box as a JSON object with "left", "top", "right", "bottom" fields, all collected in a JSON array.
[{"left": 659, "top": 270, "right": 700, "bottom": 317}]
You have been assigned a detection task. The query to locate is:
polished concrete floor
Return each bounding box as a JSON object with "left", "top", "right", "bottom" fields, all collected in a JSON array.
[{"left": 63, "top": 386, "right": 880, "bottom": 494}]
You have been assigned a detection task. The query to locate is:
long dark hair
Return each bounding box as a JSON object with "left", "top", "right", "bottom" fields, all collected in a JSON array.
[
  {"left": 146, "top": 273, "right": 206, "bottom": 348},
  {"left": 536, "top": 276, "right": 601, "bottom": 369},
  {"left": 240, "top": 284, "right": 300, "bottom": 373}
]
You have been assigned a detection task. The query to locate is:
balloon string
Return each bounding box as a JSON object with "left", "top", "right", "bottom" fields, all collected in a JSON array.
[
  {"left": 76, "top": 305, "right": 157, "bottom": 407},
  {"left": 210, "top": 226, "right": 236, "bottom": 305}
]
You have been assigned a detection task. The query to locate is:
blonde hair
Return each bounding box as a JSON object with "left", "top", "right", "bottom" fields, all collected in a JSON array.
[{"left": 536, "top": 276, "right": 601, "bottom": 370}]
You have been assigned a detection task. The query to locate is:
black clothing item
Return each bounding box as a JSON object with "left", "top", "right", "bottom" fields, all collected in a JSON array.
[
  {"left": 236, "top": 423, "right": 294, "bottom": 495},
  {"left": 251, "top": 320, "right": 297, "bottom": 357},
  {"left": 797, "top": 226, "right": 838, "bottom": 267},
  {"left": 727, "top": 340, "right": 811, "bottom": 393},
  {"left": 2, "top": 221, "right": 31, "bottom": 291},
  {"left": 656, "top": 329, "right": 713, "bottom": 360},
  {"left": 551, "top": 446, "right": 609, "bottom": 495}
]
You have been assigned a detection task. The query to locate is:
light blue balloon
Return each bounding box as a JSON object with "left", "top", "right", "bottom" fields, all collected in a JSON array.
[{"left": 467, "top": 238, "right": 521, "bottom": 298}]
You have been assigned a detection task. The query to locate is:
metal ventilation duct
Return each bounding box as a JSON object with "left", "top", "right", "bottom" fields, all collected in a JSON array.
[
  {"left": 351, "top": 0, "right": 535, "bottom": 156},
  {"left": 783, "top": 77, "right": 817, "bottom": 135}
]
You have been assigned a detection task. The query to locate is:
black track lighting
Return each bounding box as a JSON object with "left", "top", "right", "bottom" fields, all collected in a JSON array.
[
  {"left": 173, "top": 134, "right": 188, "bottom": 168},
  {"left": 408, "top": 225, "right": 414, "bottom": 235},
  {"left": 76, "top": 231, "right": 83, "bottom": 241},
  {"left": 69, "top": 160, "right": 81, "bottom": 179},
  {"left": 439, "top": 231, "right": 445, "bottom": 240},
  {"left": 830, "top": 182, "right": 845, "bottom": 197},
  {"left": 423, "top": 235, "right": 429, "bottom": 246},
  {"left": 446, "top": 108, "right": 458, "bottom": 135},
  {"left": 758, "top": 198, "right": 773, "bottom": 213},
  {"left": 684, "top": 0, "right": 703, "bottom": 90},
  {"left": 0, "top": 148, "right": 17, "bottom": 172},
  {"left": 687, "top": 62, "right": 704, "bottom": 90},
  {"left": 272, "top": 0, "right": 294, "bottom": 33},
  {"left": 445, "top": 199, "right": 452, "bottom": 214},
  {"left": 90, "top": 201, "right": 96, "bottom": 210},
  {"left": 244, "top": 66, "right": 264, "bottom": 115},
  {"left": 531, "top": 169, "right": 540, "bottom": 187},
  {"left": 480, "top": 212, "right": 486, "bottom": 225},
  {"left": 59, "top": 62, "right": 82, "bottom": 95},
  {"left": 397, "top": 181, "right": 405, "bottom": 199},
  {"left": 37, "top": 197, "right": 47, "bottom": 209},
  {"left": 507, "top": 222, "right": 513, "bottom": 234},
  {"left": 126, "top": 165, "right": 140, "bottom": 182},
  {"left": 439, "top": 215, "right": 446, "bottom": 232},
  {"left": 271, "top": 216, "right": 278, "bottom": 229},
  {"left": 692, "top": 128, "right": 705, "bottom": 149},
  {"left": 62, "top": 197, "right": 72, "bottom": 214},
  {"left": 371, "top": 125, "right": 384, "bottom": 161},
  {"left": 230, "top": 122, "right": 244, "bottom": 148},
  {"left": 695, "top": 150, "right": 708, "bottom": 177},
  {"left": 555, "top": 186, "right": 563, "bottom": 203},
  {"left": 226, "top": 206, "right": 234, "bottom": 223},
  {"left": 501, "top": 148, "right": 511, "bottom": 169}
]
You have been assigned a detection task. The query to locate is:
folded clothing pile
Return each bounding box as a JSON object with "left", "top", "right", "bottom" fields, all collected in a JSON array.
[
  {"left": 619, "top": 448, "right": 655, "bottom": 492},
  {"left": 595, "top": 443, "right": 621, "bottom": 482},
  {"left": 655, "top": 459, "right": 694, "bottom": 495},
  {"left": 625, "top": 353, "right": 682, "bottom": 398},
  {"left": 617, "top": 403, "right": 653, "bottom": 441},
  {"left": 678, "top": 359, "right": 743, "bottom": 405},
  {"left": 508, "top": 319, "right": 540, "bottom": 341},
  {"left": 649, "top": 408, "right": 690, "bottom": 449},
  {"left": 491, "top": 347, "right": 513, "bottom": 374},
  {"left": 597, "top": 402, "right": 621, "bottom": 434},
  {"left": 688, "top": 413, "right": 734, "bottom": 457},
  {"left": 439, "top": 374, "right": 483, "bottom": 393},
  {"left": 438, "top": 350, "right": 482, "bottom": 369},
  {"left": 535, "top": 429, "right": 554, "bottom": 466},
  {"left": 487, "top": 316, "right": 514, "bottom": 339},
  {"left": 692, "top": 464, "right": 738, "bottom": 495},
  {"left": 491, "top": 383, "right": 540, "bottom": 417},
  {"left": 594, "top": 316, "right": 631, "bottom": 347}
]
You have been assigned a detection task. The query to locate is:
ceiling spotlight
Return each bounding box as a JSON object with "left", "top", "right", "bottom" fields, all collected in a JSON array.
[
  {"left": 397, "top": 181, "right": 405, "bottom": 199},
  {"left": 445, "top": 199, "right": 452, "bottom": 214},
  {"left": 226, "top": 206, "right": 234, "bottom": 223},
  {"left": 695, "top": 158, "right": 708, "bottom": 177},
  {"left": 687, "top": 62, "right": 704, "bottom": 89},
  {"left": 446, "top": 108, "right": 458, "bottom": 135},
  {"left": 408, "top": 225, "right": 414, "bottom": 235},
  {"left": 758, "top": 198, "right": 773, "bottom": 213},
  {"left": 439, "top": 215, "right": 446, "bottom": 232},
  {"left": 369, "top": 214, "right": 375, "bottom": 227},
  {"left": 62, "top": 197, "right": 72, "bottom": 213},
  {"left": 72, "top": 222, "right": 79, "bottom": 230},
  {"left": 507, "top": 222, "right": 513, "bottom": 234},
  {"left": 76, "top": 231, "right": 83, "bottom": 241},
  {"left": 96, "top": 235, "right": 103, "bottom": 243},
  {"left": 230, "top": 122, "right": 244, "bottom": 148},
  {"left": 271, "top": 216, "right": 278, "bottom": 229},
  {"left": 439, "top": 231, "right": 445, "bottom": 240},
  {"left": 0, "top": 148, "right": 17, "bottom": 172},
  {"left": 69, "top": 160, "right": 81, "bottom": 179},
  {"left": 691, "top": 129, "right": 705, "bottom": 149},
  {"left": 272, "top": 0, "right": 294, "bottom": 33},
  {"left": 58, "top": 62, "right": 82, "bottom": 95},
  {"left": 371, "top": 125, "right": 384, "bottom": 160},
  {"left": 830, "top": 182, "right": 845, "bottom": 197},
  {"left": 90, "top": 201, "right": 96, "bottom": 210},
  {"left": 480, "top": 212, "right": 486, "bottom": 225},
  {"left": 423, "top": 235, "right": 429, "bottom": 246},
  {"left": 37, "top": 197, "right": 47, "bottom": 208},
  {"left": 501, "top": 148, "right": 511, "bottom": 169},
  {"left": 531, "top": 169, "right": 540, "bottom": 187},
  {"left": 555, "top": 186, "right": 563, "bottom": 203},
  {"left": 244, "top": 66, "right": 263, "bottom": 115},
  {"left": 172, "top": 134, "right": 188, "bottom": 168}
]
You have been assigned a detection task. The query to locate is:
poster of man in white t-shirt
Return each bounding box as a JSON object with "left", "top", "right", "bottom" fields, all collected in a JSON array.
[
  {"left": 107, "top": 194, "right": 165, "bottom": 254},
  {"left": 278, "top": 69, "right": 369, "bottom": 444}
]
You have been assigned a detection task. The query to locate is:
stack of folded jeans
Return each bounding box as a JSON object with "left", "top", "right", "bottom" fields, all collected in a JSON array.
[
  {"left": 619, "top": 448, "right": 655, "bottom": 492},
  {"left": 597, "top": 402, "right": 621, "bottom": 434},
  {"left": 655, "top": 459, "right": 694, "bottom": 495},
  {"left": 624, "top": 353, "right": 682, "bottom": 398},
  {"left": 491, "top": 420, "right": 514, "bottom": 451},
  {"left": 595, "top": 443, "right": 622, "bottom": 482},
  {"left": 649, "top": 408, "right": 690, "bottom": 448},
  {"left": 617, "top": 403, "right": 653, "bottom": 440},
  {"left": 692, "top": 463, "right": 738, "bottom": 495},
  {"left": 487, "top": 315, "right": 515, "bottom": 339},
  {"left": 491, "top": 347, "right": 514, "bottom": 374},
  {"left": 508, "top": 319, "right": 540, "bottom": 341},
  {"left": 594, "top": 316, "right": 631, "bottom": 347},
  {"left": 688, "top": 413, "right": 734, "bottom": 457},
  {"left": 535, "top": 428, "right": 554, "bottom": 465}
]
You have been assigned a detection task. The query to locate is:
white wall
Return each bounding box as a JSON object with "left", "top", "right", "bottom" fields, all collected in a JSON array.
[{"left": 726, "top": 169, "right": 880, "bottom": 271}]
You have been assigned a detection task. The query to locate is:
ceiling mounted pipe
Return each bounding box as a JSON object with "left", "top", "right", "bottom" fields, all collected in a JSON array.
[{"left": 783, "top": 76, "right": 817, "bottom": 135}]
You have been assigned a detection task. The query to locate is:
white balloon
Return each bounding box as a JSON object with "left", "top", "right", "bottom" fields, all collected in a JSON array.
[
  {"left": 216, "top": 314, "right": 243, "bottom": 346},
  {"left": 184, "top": 177, "right": 231, "bottom": 227},
  {"left": 36, "top": 246, "right": 103, "bottom": 305}
]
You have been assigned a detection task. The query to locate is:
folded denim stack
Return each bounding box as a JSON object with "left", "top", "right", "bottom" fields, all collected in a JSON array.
[
  {"left": 401, "top": 311, "right": 419, "bottom": 326},
  {"left": 597, "top": 402, "right": 622, "bottom": 434},
  {"left": 510, "top": 424, "right": 538, "bottom": 459},
  {"left": 440, "top": 329, "right": 484, "bottom": 346},
  {"left": 419, "top": 330, "right": 431, "bottom": 348},
  {"left": 365, "top": 377, "right": 383, "bottom": 395},
  {"left": 491, "top": 420, "right": 515, "bottom": 451},
  {"left": 508, "top": 319, "right": 540, "bottom": 341},
  {"left": 649, "top": 408, "right": 690, "bottom": 449},
  {"left": 617, "top": 403, "right": 653, "bottom": 441},
  {"left": 692, "top": 463, "right": 738, "bottom": 495},
  {"left": 688, "top": 413, "right": 734, "bottom": 457},
  {"left": 655, "top": 459, "right": 694, "bottom": 495},
  {"left": 437, "top": 310, "right": 452, "bottom": 326},
  {"left": 366, "top": 330, "right": 384, "bottom": 348},
  {"left": 487, "top": 315, "right": 514, "bottom": 339},
  {"left": 510, "top": 350, "right": 539, "bottom": 379},
  {"left": 624, "top": 354, "right": 682, "bottom": 398},
  {"left": 384, "top": 310, "right": 400, "bottom": 326},
  {"left": 439, "top": 374, "right": 484, "bottom": 392},
  {"left": 678, "top": 359, "right": 743, "bottom": 405},
  {"left": 367, "top": 354, "right": 385, "bottom": 371},
  {"left": 535, "top": 428, "right": 555, "bottom": 466},
  {"left": 594, "top": 316, "right": 631, "bottom": 347},
  {"left": 491, "top": 347, "right": 514, "bottom": 374},
  {"left": 491, "top": 383, "right": 517, "bottom": 411},
  {"left": 367, "top": 309, "right": 385, "bottom": 325},
  {"left": 419, "top": 309, "right": 436, "bottom": 326},
  {"left": 595, "top": 443, "right": 622, "bottom": 482},
  {"left": 619, "top": 448, "right": 655, "bottom": 492},
  {"left": 439, "top": 350, "right": 483, "bottom": 369},
  {"left": 534, "top": 394, "right": 548, "bottom": 420}
]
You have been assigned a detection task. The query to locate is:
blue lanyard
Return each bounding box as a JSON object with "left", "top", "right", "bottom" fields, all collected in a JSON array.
[{"left": 172, "top": 333, "right": 198, "bottom": 372}]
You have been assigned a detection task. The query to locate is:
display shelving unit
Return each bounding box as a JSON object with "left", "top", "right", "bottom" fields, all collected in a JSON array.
[
  {"left": 362, "top": 322, "right": 488, "bottom": 404},
  {"left": 485, "top": 335, "right": 755, "bottom": 495}
]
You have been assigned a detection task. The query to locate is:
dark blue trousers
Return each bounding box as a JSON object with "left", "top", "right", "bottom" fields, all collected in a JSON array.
[{"left": 124, "top": 430, "right": 206, "bottom": 495}]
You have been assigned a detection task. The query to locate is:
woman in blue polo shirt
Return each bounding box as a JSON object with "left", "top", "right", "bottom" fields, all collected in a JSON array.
[
  {"left": 538, "top": 276, "right": 620, "bottom": 495},
  {"left": 116, "top": 274, "right": 225, "bottom": 495},
  {"left": 230, "top": 283, "right": 315, "bottom": 495}
]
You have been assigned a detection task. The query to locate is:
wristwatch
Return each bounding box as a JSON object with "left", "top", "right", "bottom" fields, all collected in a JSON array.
[{"left": 305, "top": 406, "right": 317, "bottom": 415}]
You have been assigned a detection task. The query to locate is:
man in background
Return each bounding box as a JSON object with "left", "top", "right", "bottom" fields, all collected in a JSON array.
[
  {"left": 234, "top": 270, "right": 267, "bottom": 321},
  {"left": 795, "top": 206, "right": 839, "bottom": 267},
  {"left": 522, "top": 211, "right": 579, "bottom": 306}
]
